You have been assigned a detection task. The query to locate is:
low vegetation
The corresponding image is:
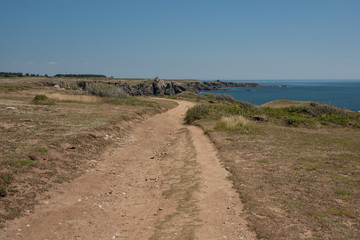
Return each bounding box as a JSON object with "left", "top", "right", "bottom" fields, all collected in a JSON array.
[
  {"left": 86, "top": 82, "right": 129, "bottom": 98},
  {"left": 183, "top": 94, "right": 360, "bottom": 239},
  {"left": 32, "top": 94, "right": 55, "bottom": 105},
  {"left": 0, "top": 82, "right": 176, "bottom": 224},
  {"left": 214, "top": 116, "right": 255, "bottom": 133}
]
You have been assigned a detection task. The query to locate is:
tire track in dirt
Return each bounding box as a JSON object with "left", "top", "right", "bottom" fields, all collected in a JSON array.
[
  {"left": 0, "top": 100, "right": 256, "bottom": 240},
  {"left": 189, "top": 126, "right": 256, "bottom": 240}
]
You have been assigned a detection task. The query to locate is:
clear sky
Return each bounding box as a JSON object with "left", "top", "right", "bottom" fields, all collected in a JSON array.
[{"left": 1, "top": 0, "right": 360, "bottom": 80}]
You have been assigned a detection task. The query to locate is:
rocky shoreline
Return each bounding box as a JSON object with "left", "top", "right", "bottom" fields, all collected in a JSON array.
[
  {"left": 38, "top": 77, "right": 263, "bottom": 96},
  {"left": 2, "top": 76, "right": 288, "bottom": 96},
  {"left": 123, "top": 77, "right": 263, "bottom": 96}
]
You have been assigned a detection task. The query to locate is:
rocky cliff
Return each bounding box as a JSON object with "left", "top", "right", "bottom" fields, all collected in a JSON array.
[{"left": 35, "top": 77, "right": 262, "bottom": 96}]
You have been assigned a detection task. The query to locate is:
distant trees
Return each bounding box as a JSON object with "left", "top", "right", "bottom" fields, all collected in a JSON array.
[
  {"left": 54, "top": 74, "right": 107, "bottom": 78},
  {"left": 0, "top": 72, "right": 108, "bottom": 79},
  {"left": 0, "top": 72, "right": 23, "bottom": 77}
]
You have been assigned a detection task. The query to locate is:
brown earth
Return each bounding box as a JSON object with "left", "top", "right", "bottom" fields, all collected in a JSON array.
[{"left": 0, "top": 100, "right": 256, "bottom": 240}]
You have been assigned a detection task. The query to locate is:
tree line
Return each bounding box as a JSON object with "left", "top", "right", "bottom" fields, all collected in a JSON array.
[
  {"left": 0, "top": 72, "right": 108, "bottom": 78},
  {"left": 54, "top": 74, "right": 107, "bottom": 78}
]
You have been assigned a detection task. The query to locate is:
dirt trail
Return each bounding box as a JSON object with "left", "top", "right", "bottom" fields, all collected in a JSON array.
[{"left": 0, "top": 100, "right": 255, "bottom": 240}]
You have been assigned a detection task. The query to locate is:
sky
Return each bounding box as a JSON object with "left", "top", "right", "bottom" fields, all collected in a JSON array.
[{"left": 1, "top": 0, "right": 360, "bottom": 80}]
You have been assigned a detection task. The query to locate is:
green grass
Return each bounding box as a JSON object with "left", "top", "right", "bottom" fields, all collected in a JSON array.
[
  {"left": 0, "top": 85, "right": 30, "bottom": 92},
  {"left": 335, "top": 189, "right": 352, "bottom": 195},
  {"left": 8, "top": 160, "right": 35, "bottom": 166},
  {"left": 36, "top": 148, "right": 47, "bottom": 153},
  {"left": 32, "top": 94, "right": 55, "bottom": 105},
  {"left": 184, "top": 99, "right": 360, "bottom": 128},
  {"left": 0, "top": 185, "right": 7, "bottom": 197},
  {"left": 328, "top": 209, "right": 357, "bottom": 218}
]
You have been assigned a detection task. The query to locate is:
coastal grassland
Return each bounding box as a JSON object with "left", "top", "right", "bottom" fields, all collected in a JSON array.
[
  {"left": 0, "top": 85, "right": 176, "bottom": 224},
  {"left": 184, "top": 95, "right": 360, "bottom": 239}
]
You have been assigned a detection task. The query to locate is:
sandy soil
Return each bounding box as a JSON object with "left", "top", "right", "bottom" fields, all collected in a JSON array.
[{"left": 0, "top": 100, "right": 256, "bottom": 240}]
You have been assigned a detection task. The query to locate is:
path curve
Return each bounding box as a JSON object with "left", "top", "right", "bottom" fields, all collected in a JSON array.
[{"left": 0, "top": 100, "right": 255, "bottom": 240}]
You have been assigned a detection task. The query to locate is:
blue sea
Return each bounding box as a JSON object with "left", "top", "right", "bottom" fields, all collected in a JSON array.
[{"left": 200, "top": 80, "right": 360, "bottom": 111}]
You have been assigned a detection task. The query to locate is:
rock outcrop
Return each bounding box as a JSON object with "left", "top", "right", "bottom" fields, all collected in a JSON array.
[
  {"left": 33, "top": 77, "right": 262, "bottom": 96},
  {"left": 122, "top": 78, "right": 261, "bottom": 96}
]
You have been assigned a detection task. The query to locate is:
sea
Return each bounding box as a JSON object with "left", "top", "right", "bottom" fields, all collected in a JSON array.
[{"left": 200, "top": 80, "right": 360, "bottom": 111}]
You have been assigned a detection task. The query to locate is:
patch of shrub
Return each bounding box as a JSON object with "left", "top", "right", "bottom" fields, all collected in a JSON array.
[
  {"left": 215, "top": 94, "right": 235, "bottom": 102},
  {"left": 175, "top": 91, "right": 206, "bottom": 101},
  {"left": 184, "top": 105, "right": 211, "bottom": 124},
  {"left": 0, "top": 185, "right": 7, "bottom": 197},
  {"left": 238, "top": 101, "right": 256, "bottom": 109},
  {"left": 317, "top": 114, "right": 349, "bottom": 126},
  {"left": 203, "top": 93, "right": 215, "bottom": 103},
  {"left": 86, "top": 83, "right": 129, "bottom": 98},
  {"left": 0, "top": 173, "right": 13, "bottom": 185},
  {"left": 284, "top": 116, "right": 316, "bottom": 127},
  {"left": 32, "top": 95, "right": 54, "bottom": 105}
]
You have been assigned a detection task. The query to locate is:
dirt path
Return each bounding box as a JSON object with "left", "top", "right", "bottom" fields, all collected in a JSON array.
[{"left": 0, "top": 100, "right": 255, "bottom": 240}]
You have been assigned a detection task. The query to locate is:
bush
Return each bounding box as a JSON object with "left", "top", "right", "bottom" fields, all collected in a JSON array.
[
  {"left": 284, "top": 116, "right": 315, "bottom": 127},
  {"left": 0, "top": 185, "right": 7, "bottom": 197},
  {"left": 238, "top": 101, "right": 256, "bottom": 109},
  {"left": 215, "top": 94, "right": 235, "bottom": 102},
  {"left": 184, "top": 105, "right": 211, "bottom": 124},
  {"left": 32, "top": 95, "right": 54, "bottom": 105},
  {"left": 86, "top": 83, "right": 129, "bottom": 98},
  {"left": 175, "top": 91, "right": 206, "bottom": 101},
  {"left": 287, "top": 102, "right": 346, "bottom": 117}
]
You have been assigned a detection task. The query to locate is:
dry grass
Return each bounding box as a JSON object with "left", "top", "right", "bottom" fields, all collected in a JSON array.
[
  {"left": 205, "top": 124, "right": 360, "bottom": 240},
  {"left": 185, "top": 101, "right": 360, "bottom": 239},
  {"left": 261, "top": 100, "right": 312, "bottom": 108},
  {"left": 0, "top": 86, "right": 176, "bottom": 224},
  {"left": 214, "top": 116, "right": 254, "bottom": 132},
  {"left": 48, "top": 93, "right": 103, "bottom": 103}
]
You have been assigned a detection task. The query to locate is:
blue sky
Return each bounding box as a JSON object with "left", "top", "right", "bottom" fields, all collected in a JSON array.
[{"left": 1, "top": 0, "right": 360, "bottom": 80}]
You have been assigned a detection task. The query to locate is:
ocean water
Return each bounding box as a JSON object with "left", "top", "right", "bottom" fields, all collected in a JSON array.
[{"left": 200, "top": 80, "right": 360, "bottom": 111}]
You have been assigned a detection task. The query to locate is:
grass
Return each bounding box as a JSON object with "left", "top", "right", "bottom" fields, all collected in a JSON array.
[
  {"left": 8, "top": 160, "right": 35, "bottom": 166},
  {"left": 150, "top": 129, "right": 200, "bottom": 240},
  {"left": 0, "top": 85, "right": 30, "bottom": 92},
  {"left": 36, "top": 148, "right": 47, "bottom": 153},
  {"left": 86, "top": 82, "right": 129, "bottom": 98},
  {"left": 32, "top": 94, "right": 55, "bottom": 105},
  {"left": 0, "top": 84, "right": 176, "bottom": 223},
  {"left": 335, "top": 189, "right": 352, "bottom": 195},
  {"left": 184, "top": 99, "right": 360, "bottom": 128},
  {"left": 48, "top": 93, "right": 102, "bottom": 104},
  {"left": 182, "top": 95, "right": 360, "bottom": 239},
  {"left": 214, "top": 116, "right": 255, "bottom": 133}
]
